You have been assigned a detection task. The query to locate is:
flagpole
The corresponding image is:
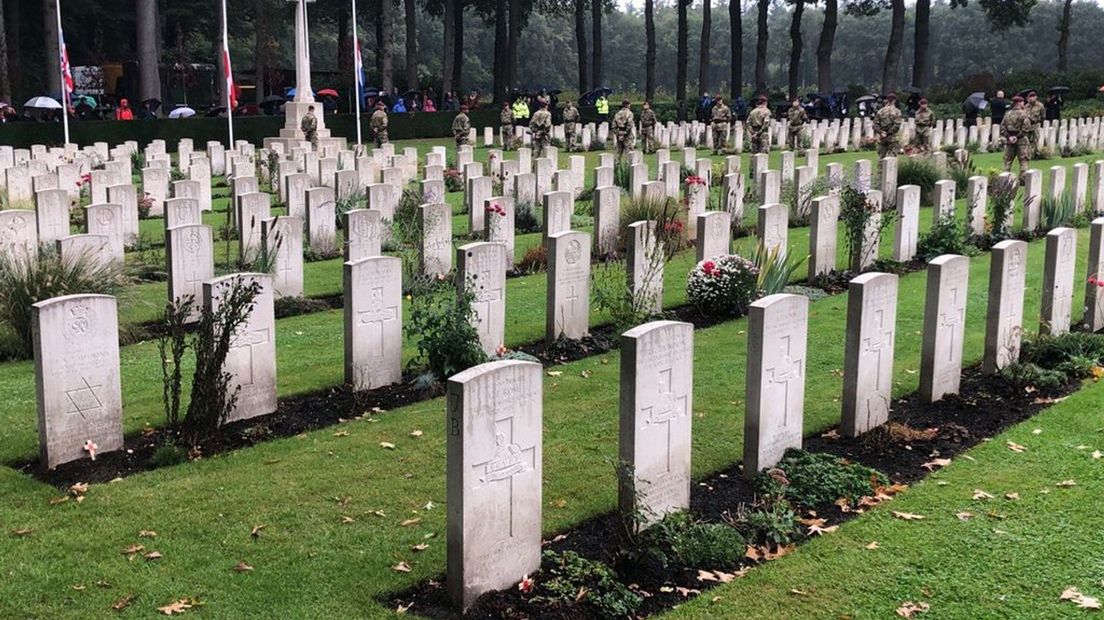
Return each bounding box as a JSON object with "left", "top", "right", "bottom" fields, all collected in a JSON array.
[
  {"left": 221, "top": 0, "right": 235, "bottom": 146},
  {"left": 351, "top": 0, "right": 362, "bottom": 147},
  {"left": 55, "top": 0, "right": 70, "bottom": 146}
]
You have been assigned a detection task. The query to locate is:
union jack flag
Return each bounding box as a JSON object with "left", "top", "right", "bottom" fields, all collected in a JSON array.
[{"left": 59, "top": 30, "right": 74, "bottom": 101}]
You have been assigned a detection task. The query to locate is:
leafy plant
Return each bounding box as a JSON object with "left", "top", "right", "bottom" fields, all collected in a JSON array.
[
  {"left": 405, "top": 276, "right": 488, "bottom": 381},
  {"left": 0, "top": 245, "right": 127, "bottom": 360},
  {"left": 781, "top": 175, "right": 831, "bottom": 225},
  {"left": 514, "top": 201, "right": 542, "bottom": 234},
  {"left": 687, "top": 254, "right": 760, "bottom": 318},
  {"left": 617, "top": 194, "right": 687, "bottom": 255},
  {"left": 633, "top": 512, "right": 747, "bottom": 570},
  {"left": 444, "top": 168, "right": 464, "bottom": 193},
  {"left": 752, "top": 243, "right": 806, "bottom": 295},
  {"left": 613, "top": 160, "right": 632, "bottom": 193},
  {"left": 535, "top": 551, "right": 643, "bottom": 618},
  {"left": 896, "top": 156, "right": 940, "bottom": 205},
  {"left": 985, "top": 172, "right": 1019, "bottom": 241},
  {"left": 1041, "top": 192, "right": 1077, "bottom": 230},
  {"left": 756, "top": 448, "right": 887, "bottom": 508},
  {"left": 948, "top": 151, "right": 977, "bottom": 195},
  {"left": 515, "top": 244, "right": 548, "bottom": 275},
  {"left": 917, "top": 213, "right": 978, "bottom": 261},
  {"left": 730, "top": 499, "right": 799, "bottom": 547},
  {"left": 1002, "top": 332, "right": 1104, "bottom": 389},
  {"left": 839, "top": 185, "right": 893, "bottom": 272},
  {"left": 592, "top": 261, "right": 661, "bottom": 332}
]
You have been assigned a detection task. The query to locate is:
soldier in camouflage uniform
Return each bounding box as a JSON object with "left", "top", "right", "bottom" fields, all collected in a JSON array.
[
  {"left": 640, "top": 101, "right": 658, "bottom": 154},
  {"left": 1025, "top": 90, "right": 1045, "bottom": 158},
  {"left": 369, "top": 102, "right": 389, "bottom": 148},
  {"left": 562, "top": 101, "right": 580, "bottom": 151},
  {"left": 786, "top": 99, "right": 808, "bottom": 150},
  {"left": 1001, "top": 95, "right": 1031, "bottom": 179},
  {"left": 710, "top": 96, "right": 731, "bottom": 155},
  {"left": 873, "top": 93, "right": 903, "bottom": 159},
  {"left": 500, "top": 102, "right": 515, "bottom": 150},
  {"left": 612, "top": 100, "right": 636, "bottom": 162},
  {"left": 300, "top": 105, "right": 319, "bottom": 150},
  {"left": 745, "top": 97, "right": 772, "bottom": 154},
  {"left": 529, "top": 102, "right": 553, "bottom": 153},
  {"left": 452, "top": 106, "right": 471, "bottom": 149},
  {"left": 912, "top": 98, "right": 934, "bottom": 153}
]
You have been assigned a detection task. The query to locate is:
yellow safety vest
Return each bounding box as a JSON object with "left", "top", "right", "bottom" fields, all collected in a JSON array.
[{"left": 596, "top": 97, "right": 609, "bottom": 115}]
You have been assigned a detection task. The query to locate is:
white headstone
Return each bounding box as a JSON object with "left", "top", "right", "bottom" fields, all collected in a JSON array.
[
  {"left": 203, "top": 273, "right": 277, "bottom": 423},
  {"left": 919, "top": 255, "right": 969, "bottom": 404},
  {"left": 842, "top": 272, "right": 898, "bottom": 437},
  {"left": 344, "top": 256, "right": 403, "bottom": 390}
]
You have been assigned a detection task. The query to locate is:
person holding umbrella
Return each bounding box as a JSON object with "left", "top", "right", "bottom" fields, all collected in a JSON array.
[
  {"left": 1045, "top": 92, "right": 1063, "bottom": 121},
  {"left": 990, "top": 90, "right": 1008, "bottom": 125}
]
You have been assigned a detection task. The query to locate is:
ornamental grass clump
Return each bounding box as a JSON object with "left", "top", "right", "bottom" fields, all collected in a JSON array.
[{"left": 686, "top": 254, "right": 760, "bottom": 318}]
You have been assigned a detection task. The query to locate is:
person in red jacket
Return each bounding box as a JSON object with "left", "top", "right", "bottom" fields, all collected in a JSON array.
[{"left": 115, "top": 98, "right": 135, "bottom": 121}]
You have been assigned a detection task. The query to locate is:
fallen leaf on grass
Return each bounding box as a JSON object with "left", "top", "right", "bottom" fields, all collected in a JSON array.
[
  {"left": 392, "top": 561, "right": 412, "bottom": 573},
  {"left": 1033, "top": 428, "right": 1043, "bottom": 435},
  {"left": 11, "top": 528, "right": 34, "bottom": 537},
  {"left": 233, "top": 562, "right": 253, "bottom": 572},
  {"left": 341, "top": 516, "right": 356, "bottom": 524},
  {"left": 807, "top": 523, "right": 839, "bottom": 536},
  {"left": 400, "top": 518, "right": 421, "bottom": 527},
  {"left": 380, "top": 442, "right": 396, "bottom": 450},
  {"left": 959, "top": 455, "right": 977, "bottom": 463},
  {"left": 332, "top": 430, "right": 349, "bottom": 438},
  {"left": 546, "top": 371, "right": 563, "bottom": 377},
  {"left": 1056, "top": 479, "right": 1078, "bottom": 488},
  {"left": 71, "top": 584, "right": 86, "bottom": 591},
  {"left": 49, "top": 496, "right": 70, "bottom": 505},
  {"left": 1006, "top": 442, "right": 1027, "bottom": 453},
  {"left": 1005, "top": 492, "right": 1020, "bottom": 500},
  {"left": 892, "top": 511, "right": 926, "bottom": 521},
  {"left": 1061, "top": 587, "right": 1102, "bottom": 610},
  {"left": 250, "top": 524, "right": 266, "bottom": 538},
  {"left": 144, "top": 551, "right": 163, "bottom": 561},
  {"left": 972, "top": 489, "right": 995, "bottom": 500},
  {"left": 921, "top": 458, "right": 952, "bottom": 471},
  {"left": 111, "top": 593, "right": 135, "bottom": 611},
  {"left": 395, "top": 602, "right": 412, "bottom": 614},
  {"left": 410, "top": 430, "right": 423, "bottom": 438},
  {"left": 1094, "top": 451, "right": 1102, "bottom": 460},
  {"left": 158, "top": 598, "right": 201, "bottom": 616},
  {"left": 865, "top": 541, "right": 880, "bottom": 550},
  {"left": 790, "top": 588, "right": 809, "bottom": 596},
  {"left": 896, "top": 601, "right": 931, "bottom": 617},
  {"left": 138, "top": 530, "right": 158, "bottom": 538},
  {"left": 675, "top": 587, "right": 700, "bottom": 597},
  {"left": 956, "top": 512, "right": 975, "bottom": 521},
  {"left": 412, "top": 543, "right": 429, "bottom": 552},
  {"left": 121, "top": 544, "right": 145, "bottom": 557}
]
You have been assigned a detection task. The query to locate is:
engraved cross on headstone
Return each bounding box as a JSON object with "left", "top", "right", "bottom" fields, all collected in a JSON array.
[
  {"left": 231, "top": 327, "right": 271, "bottom": 385},
  {"left": 862, "top": 308, "right": 893, "bottom": 427},
  {"left": 640, "top": 368, "right": 689, "bottom": 473},
  {"left": 471, "top": 417, "right": 536, "bottom": 540},
  {"left": 939, "top": 285, "right": 965, "bottom": 362},
  {"left": 765, "top": 335, "right": 804, "bottom": 427},
  {"left": 358, "top": 286, "right": 398, "bottom": 358}
]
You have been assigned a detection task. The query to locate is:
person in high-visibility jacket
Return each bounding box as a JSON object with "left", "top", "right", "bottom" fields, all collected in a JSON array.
[
  {"left": 512, "top": 98, "right": 530, "bottom": 127},
  {"left": 595, "top": 94, "right": 609, "bottom": 118}
]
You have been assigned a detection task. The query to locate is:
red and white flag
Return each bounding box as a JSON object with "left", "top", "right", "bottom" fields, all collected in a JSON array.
[
  {"left": 222, "top": 44, "right": 237, "bottom": 110},
  {"left": 59, "top": 28, "right": 74, "bottom": 102}
]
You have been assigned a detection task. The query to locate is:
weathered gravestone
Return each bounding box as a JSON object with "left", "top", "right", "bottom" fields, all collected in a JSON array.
[
  {"left": 486, "top": 196, "right": 516, "bottom": 265},
  {"left": 419, "top": 203, "right": 453, "bottom": 277},
  {"left": 34, "top": 189, "right": 71, "bottom": 245},
  {"left": 166, "top": 224, "right": 214, "bottom": 322},
  {"left": 546, "top": 231, "right": 591, "bottom": 342},
  {"left": 758, "top": 203, "right": 788, "bottom": 256},
  {"left": 446, "top": 360, "right": 542, "bottom": 610},
  {"left": 593, "top": 186, "right": 620, "bottom": 256},
  {"left": 893, "top": 185, "right": 921, "bottom": 261},
  {"left": 164, "top": 198, "right": 201, "bottom": 229},
  {"left": 458, "top": 242, "right": 507, "bottom": 355},
  {"left": 618, "top": 320, "right": 694, "bottom": 527},
  {"left": 343, "top": 208, "right": 382, "bottom": 261},
  {"left": 841, "top": 273, "right": 898, "bottom": 437},
  {"left": 262, "top": 216, "right": 304, "bottom": 299},
  {"left": 203, "top": 273, "right": 277, "bottom": 423},
  {"left": 983, "top": 240, "right": 1027, "bottom": 374},
  {"left": 744, "top": 293, "right": 808, "bottom": 475},
  {"left": 237, "top": 192, "right": 272, "bottom": 263},
  {"left": 1084, "top": 218, "right": 1104, "bottom": 332},
  {"left": 919, "top": 254, "right": 969, "bottom": 403},
  {"left": 33, "top": 294, "right": 123, "bottom": 469},
  {"left": 627, "top": 220, "right": 663, "bottom": 313},
  {"left": 808, "top": 195, "right": 839, "bottom": 278},
  {"left": 542, "top": 190, "right": 573, "bottom": 242},
  {"left": 84, "top": 203, "right": 124, "bottom": 264},
  {"left": 1040, "top": 227, "right": 1077, "bottom": 335},
  {"left": 306, "top": 187, "right": 337, "bottom": 255},
  {"left": 344, "top": 256, "right": 403, "bottom": 391}
]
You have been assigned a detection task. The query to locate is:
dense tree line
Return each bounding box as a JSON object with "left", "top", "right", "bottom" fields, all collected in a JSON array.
[{"left": 0, "top": 0, "right": 1100, "bottom": 108}]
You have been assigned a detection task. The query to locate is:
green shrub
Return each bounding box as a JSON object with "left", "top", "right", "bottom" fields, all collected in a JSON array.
[
  {"left": 781, "top": 175, "right": 831, "bottom": 225},
  {"left": 731, "top": 499, "right": 799, "bottom": 547},
  {"left": 1041, "top": 192, "right": 1077, "bottom": 230},
  {"left": 839, "top": 185, "right": 894, "bottom": 272},
  {"left": 536, "top": 551, "right": 643, "bottom": 618},
  {"left": 999, "top": 361, "right": 1070, "bottom": 390},
  {"left": 150, "top": 444, "right": 189, "bottom": 468},
  {"left": 917, "top": 213, "right": 978, "bottom": 261},
  {"left": 985, "top": 172, "right": 1018, "bottom": 240},
  {"left": 613, "top": 160, "right": 632, "bottom": 193},
  {"left": 1002, "top": 332, "right": 1104, "bottom": 390},
  {"left": 756, "top": 448, "right": 887, "bottom": 508},
  {"left": 273, "top": 296, "right": 331, "bottom": 319},
  {"left": 897, "top": 156, "right": 941, "bottom": 205},
  {"left": 948, "top": 151, "right": 977, "bottom": 195},
  {"left": 405, "top": 276, "right": 488, "bottom": 381},
  {"left": 637, "top": 512, "right": 747, "bottom": 569},
  {"left": 0, "top": 245, "right": 127, "bottom": 360},
  {"left": 515, "top": 201, "right": 542, "bottom": 234},
  {"left": 618, "top": 194, "right": 688, "bottom": 254}
]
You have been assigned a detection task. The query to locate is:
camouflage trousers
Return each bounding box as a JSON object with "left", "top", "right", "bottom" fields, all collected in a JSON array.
[
  {"left": 616, "top": 135, "right": 635, "bottom": 160},
  {"left": 712, "top": 125, "right": 728, "bottom": 153},
  {"left": 787, "top": 127, "right": 803, "bottom": 150},
  {"left": 1003, "top": 141, "right": 1030, "bottom": 176},
  {"left": 565, "top": 124, "right": 577, "bottom": 151},
  {"left": 912, "top": 128, "right": 931, "bottom": 152},
  {"left": 641, "top": 127, "right": 656, "bottom": 154},
  {"left": 374, "top": 130, "right": 388, "bottom": 148},
  {"left": 532, "top": 133, "right": 549, "bottom": 154},
  {"left": 750, "top": 134, "right": 769, "bottom": 154},
  {"left": 877, "top": 137, "right": 899, "bottom": 159},
  {"left": 455, "top": 134, "right": 469, "bottom": 149},
  {"left": 501, "top": 124, "right": 513, "bottom": 149}
]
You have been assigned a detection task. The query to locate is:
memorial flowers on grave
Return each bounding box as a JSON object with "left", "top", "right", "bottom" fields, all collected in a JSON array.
[{"left": 687, "top": 254, "right": 760, "bottom": 317}]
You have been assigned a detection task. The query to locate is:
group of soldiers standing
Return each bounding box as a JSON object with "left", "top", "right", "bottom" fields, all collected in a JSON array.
[{"left": 1000, "top": 90, "right": 1046, "bottom": 178}]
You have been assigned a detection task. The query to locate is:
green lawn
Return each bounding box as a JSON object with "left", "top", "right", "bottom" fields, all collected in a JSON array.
[
  {"left": 665, "top": 376, "right": 1104, "bottom": 620},
  {"left": 0, "top": 142, "right": 1100, "bottom": 618}
]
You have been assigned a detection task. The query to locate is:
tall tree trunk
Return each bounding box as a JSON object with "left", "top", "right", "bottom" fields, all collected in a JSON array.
[
  {"left": 253, "top": 0, "right": 268, "bottom": 103},
  {"left": 442, "top": 0, "right": 455, "bottom": 95},
  {"left": 5, "top": 0, "right": 18, "bottom": 100},
  {"left": 911, "top": 0, "right": 930, "bottom": 88},
  {"left": 881, "top": 0, "right": 904, "bottom": 93},
  {"left": 338, "top": 6, "right": 351, "bottom": 76},
  {"left": 754, "top": 0, "right": 768, "bottom": 93},
  {"left": 379, "top": 0, "right": 395, "bottom": 92},
  {"left": 574, "top": 0, "right": 588, "bottom": 93},
  {"left": 787, "top": 0, "right": 803, "bottom": 100},
  {"left": 1056, "top": 0, "right": 1071, "bottom": 71},
  {"left": 698, "top": 0, "right": 711, "bottom": 96},
  {"left": 591, "top": 0, "right": 603, "bottom": 89},
  {"left": 492, "top": 0, "right": 507, "bottom": 102},
  {"left": 452, "top": 2, "right": 464, "bottom": 92},
  {"left": 645, "top": 0, "right": 656, "bottom": 100},
  {"left": 815, "top": 0, "right": 836, "bottom": 94},
  {"left": 0, "top": 0, "right": 10, "bottom": 103},
  {"left": 729, "top": 0, "right": 742, "bottom": 101},
  {"left": 43, "top": 0, "right": 59, "bottom": 97},
  {"left": 507, "top": 0, "right": 519, "bottom": 90},
  {"left": 404, "top": 0, "right": 418, "bottom": 89},
  {"left": 136, "top": 0, "right": 161, "bottom": 105},
  {"left": 676, "top": 0, "right": 688, "bottom": 105}
]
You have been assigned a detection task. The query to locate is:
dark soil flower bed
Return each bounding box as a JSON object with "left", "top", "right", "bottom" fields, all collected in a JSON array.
[{"left": 388, "top": 365, "right": 1080, "bottom": 619}]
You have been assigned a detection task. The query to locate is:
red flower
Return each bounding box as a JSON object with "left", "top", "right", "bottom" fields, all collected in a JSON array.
[
  {"left": 702, "top": 260, "right": 717, "bottom": 276},
  {"left": 518, "top": 575, "right": 535, "bottom": 594},
  {"left": 1091, "top": 276, "right": 1100, "bottom": 286}
]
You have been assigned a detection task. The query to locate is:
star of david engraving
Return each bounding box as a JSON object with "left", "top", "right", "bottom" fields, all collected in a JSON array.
[{"left": 65, "top": 377, "right": 103, "bottom": 419}]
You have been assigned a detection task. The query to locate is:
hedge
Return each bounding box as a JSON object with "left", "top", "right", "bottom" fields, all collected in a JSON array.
[{"left": 0, "top": 109, "right": 502, "bottom": 149}]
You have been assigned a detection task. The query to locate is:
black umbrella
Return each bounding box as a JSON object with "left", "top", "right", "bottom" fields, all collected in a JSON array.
[
  {"left": 1016, "top": 88, "right": 1038, "bottom": 98},
  {"left": 965, "top": 91, "right": 988, "bottom": 110},
  {"left": 403, "top": 90, "right": 420, "bottom": 98},
  {"left": 1049, "top": 86, "right": 1071, "bottom": 94},
  {"left": 832, "top": 86, "right": 850, "bottom": 95},
  {"left": 901, "top": 86, "right": 923, "bottom": 95},
  {"left": 142, "top": 98, "right": 161, "bottom": 112},
  {"left": 855, "top": 95, "right": 877, "bottom": 103},
  {"left": 260, "top": 95, "right": 285, "bottom": 105},
  {"left": 206, "top": 106, "right": 226, "bottom": 117}
]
